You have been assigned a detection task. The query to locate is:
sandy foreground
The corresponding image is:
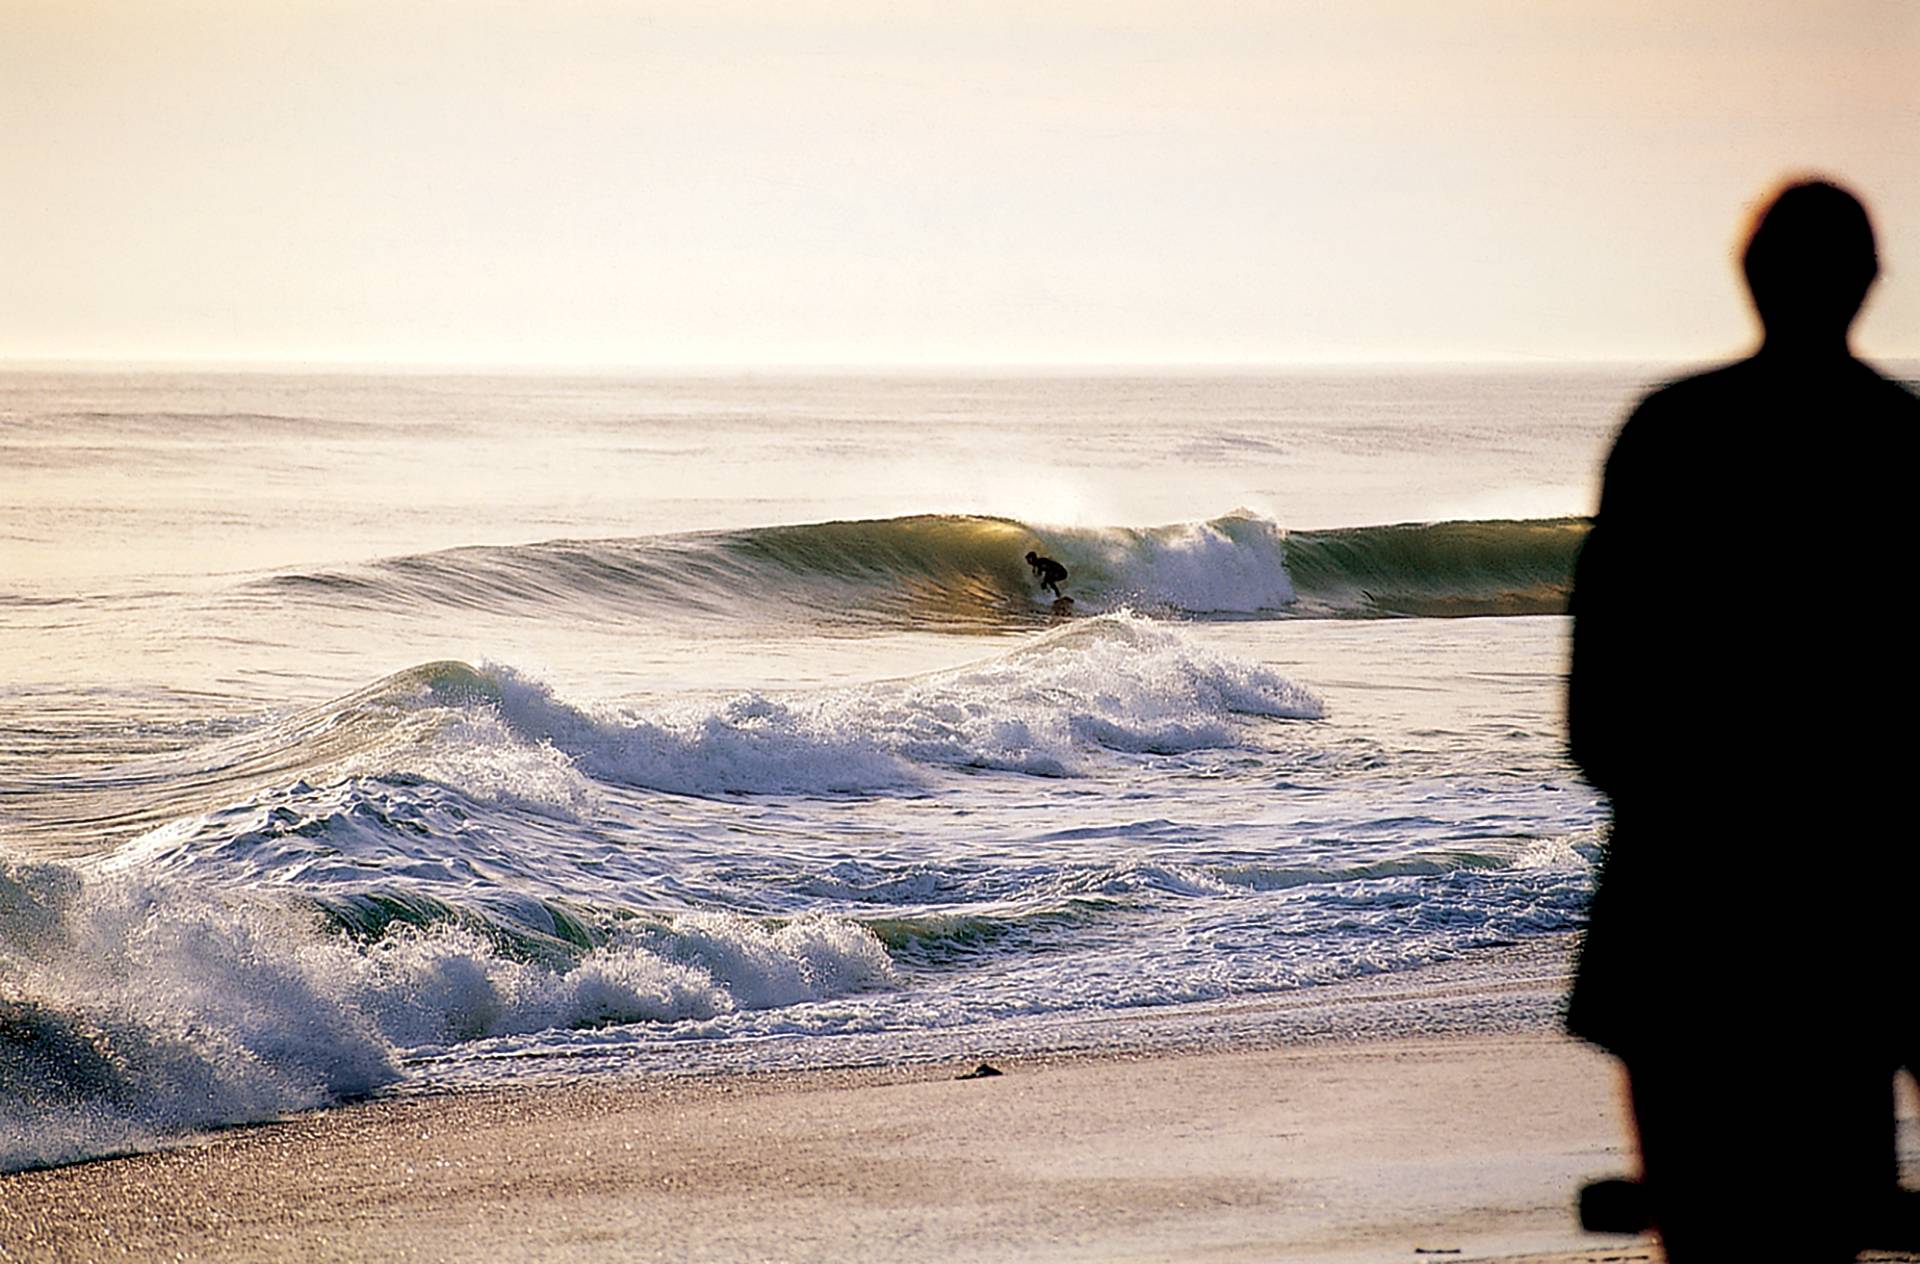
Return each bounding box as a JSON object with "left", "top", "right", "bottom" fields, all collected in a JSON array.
[
  {"left": 0, "top": 1032, "right": 1650, "bottom": 1263},
  {"left": 2, "top": 1031, "right": 1915, "bottom": 1264}
]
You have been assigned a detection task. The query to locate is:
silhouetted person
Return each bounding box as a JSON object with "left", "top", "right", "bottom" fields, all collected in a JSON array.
[
  {"left": 1568, "top": 180, "right": 1918, "bottom": 1261},
  {"left": 1025, "top": 550, "right": 1068, "bottom": 598}
]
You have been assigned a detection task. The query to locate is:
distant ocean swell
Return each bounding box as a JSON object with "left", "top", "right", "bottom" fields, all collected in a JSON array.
[{"left": 258, "top": 514, "right": 1587, "bottom": 626}]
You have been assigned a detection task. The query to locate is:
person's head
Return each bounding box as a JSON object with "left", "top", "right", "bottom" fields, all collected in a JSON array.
[
  {"left": 1025, "top": 551, "right": 1037, "bottom": 564},
  {"left": 1741, "top": 179, "right": 1878, "bottom": 348}
]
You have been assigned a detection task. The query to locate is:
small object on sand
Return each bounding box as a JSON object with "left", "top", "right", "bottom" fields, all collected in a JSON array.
[
  {"left": 1412, "top": 1250, "right": 1461, "bottom": 1257},
  {"left": 955, "top": 1062, "right": 1003, "bottom": 1080}
]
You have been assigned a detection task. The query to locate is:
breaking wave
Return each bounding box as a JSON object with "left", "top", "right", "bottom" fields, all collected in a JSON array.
[
  {"left": 55, "top": 612, "right": 1321, "bottom": 833},
  {"left": 0, "top": 608, "right": 1598, "bottom": 1175},
  {"left": 257, "top": 513, "right": 1583, "bottom": 627},
  {"left": 0, "top": 855, "right": 893, "bottom": 1172}
]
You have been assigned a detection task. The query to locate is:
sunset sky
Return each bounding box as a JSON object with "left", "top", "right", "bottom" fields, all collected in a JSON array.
[{"left": 4, "top": 0, "right": 1915, "bottom": 367}]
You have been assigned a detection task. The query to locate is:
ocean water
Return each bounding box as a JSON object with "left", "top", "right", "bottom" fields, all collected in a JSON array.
[{"left": 1, "top": 367, "right": 1666, "bottom": 1171}]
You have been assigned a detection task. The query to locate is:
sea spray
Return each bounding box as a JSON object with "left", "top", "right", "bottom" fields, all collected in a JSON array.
[
  {"left": 0, "top": 853, "right": 895, "bottom": 1172},
  {"left": 489, "top": 611, "right": 1323, "bottom": 794},
  {"left": 80, "top": 613, "right": 1325, "bottom": 820}
]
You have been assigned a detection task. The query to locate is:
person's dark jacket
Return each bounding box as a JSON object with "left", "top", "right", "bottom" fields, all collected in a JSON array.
[{"left": 1566, "top": 351, "right": 1917, "bottom": 1062}]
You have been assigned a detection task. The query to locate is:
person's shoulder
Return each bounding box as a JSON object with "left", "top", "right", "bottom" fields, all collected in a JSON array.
[
  {"left": 1629, "top": 360, "right": 1753, "bottom": 415},
  {"left": 1607, "top": 361, "right": 1744, "bottom": 454},
  {"left": 1593, "top": 362, "right": 1758, "bottom": 500}
]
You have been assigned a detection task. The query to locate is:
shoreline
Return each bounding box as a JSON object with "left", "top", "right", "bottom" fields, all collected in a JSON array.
[
  {"left": 396, "top": 935, "right": 1588, "bottom": 1090},
  {"left": 1, "top": 1031, "right": 1660, "bottom": 1263}
]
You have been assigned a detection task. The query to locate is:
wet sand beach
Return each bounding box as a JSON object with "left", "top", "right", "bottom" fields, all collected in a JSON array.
[{"left": 2, "top": 1032, "right": 1659, "bottom": 1264}]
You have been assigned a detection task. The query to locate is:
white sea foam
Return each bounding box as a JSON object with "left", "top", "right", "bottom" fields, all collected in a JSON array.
[
  {"left": 0, "top": 854, "right": 893, "bottom": 1172},
  {"left": 484, "top": 611, "right": 1323, "bottom": 797},
  {"left": 1038, "top": 515, "right": 1298, "bottom": 613}
]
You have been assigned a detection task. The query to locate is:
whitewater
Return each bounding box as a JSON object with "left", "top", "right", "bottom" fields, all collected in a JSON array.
[{"left": 0, "top": 366, "right": 1712, "bottom": 1172}]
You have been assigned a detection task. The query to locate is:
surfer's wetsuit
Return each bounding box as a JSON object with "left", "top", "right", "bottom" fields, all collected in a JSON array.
[{"left": 1025, "top": 551, "right": 1068, "bottom": 598}]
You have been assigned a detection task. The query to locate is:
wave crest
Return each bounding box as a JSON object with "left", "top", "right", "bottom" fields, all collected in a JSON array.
[
  {"left": 259, "top": 512, "right": 1582, "bottom": 626},
  {"left": 0, "top": 855, "right": 893, "bottom": 1172}
]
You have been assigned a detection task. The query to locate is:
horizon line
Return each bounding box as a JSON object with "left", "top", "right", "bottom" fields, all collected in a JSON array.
[{"left": 0, "top": 353, "right": 1737, "bottom": 377}]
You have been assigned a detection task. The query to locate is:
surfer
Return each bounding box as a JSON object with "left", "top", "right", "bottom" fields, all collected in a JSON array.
[{"left": 1024, "top": 550, "right": 1068, "bottom": 598}]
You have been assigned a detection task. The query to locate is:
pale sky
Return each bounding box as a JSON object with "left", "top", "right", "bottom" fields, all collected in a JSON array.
[{"left": 3, "top": 1, "right": 1916, "bottom": 366}]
